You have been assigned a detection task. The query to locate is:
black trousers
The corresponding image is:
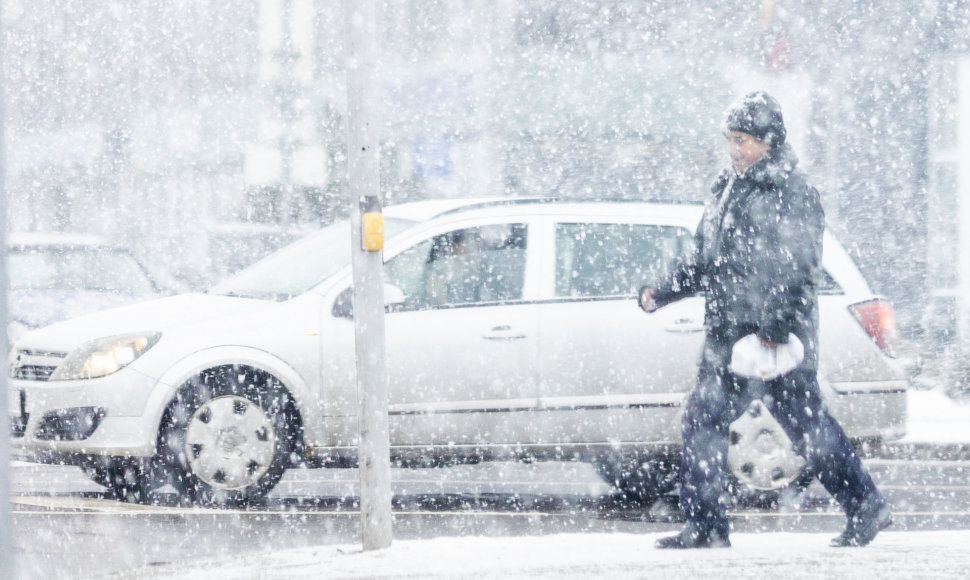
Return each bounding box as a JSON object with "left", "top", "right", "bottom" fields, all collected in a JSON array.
[{"left": 678, "top": 362, "right": 883, "bottom": 537}]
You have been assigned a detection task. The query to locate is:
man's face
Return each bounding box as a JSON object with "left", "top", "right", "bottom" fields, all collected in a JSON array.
[{"left": 726, "top": 130, "right": 769, "bottom": 174}]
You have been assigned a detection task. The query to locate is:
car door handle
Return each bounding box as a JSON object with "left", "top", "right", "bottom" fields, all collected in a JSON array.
[
  {"left": 664, "top": 318, "right": 705, "bottom": 333},
  {"left": 482, "top": 325, "right": 527, "bottom": 340}
]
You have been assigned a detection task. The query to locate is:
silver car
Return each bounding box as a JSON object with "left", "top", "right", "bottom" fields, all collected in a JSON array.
[
  {"left": 6, "top": 232, "right": 162, "bottom": 344},
  {"left": 7, "top": 198, "right": 906, "bottom": 505}
]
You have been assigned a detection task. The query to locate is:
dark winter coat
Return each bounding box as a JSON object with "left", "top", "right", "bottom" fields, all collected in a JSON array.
[{"left": 650, "top": 143, "right": 824, "bottom": 370}]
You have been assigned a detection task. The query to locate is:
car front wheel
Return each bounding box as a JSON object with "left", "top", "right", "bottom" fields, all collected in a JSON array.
[{"left": 158, "top": 365, "right": 297, "bottom": 506}]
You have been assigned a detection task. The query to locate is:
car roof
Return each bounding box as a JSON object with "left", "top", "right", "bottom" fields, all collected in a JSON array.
[
  {"left": 384, "top": 197, "right": 705, "bottom": 223},
  {"left": 7, "top": 231, "right": 118, "bottom": 249},
  {"left": 383, "top": 197, "right": 514, "bottom": 221}
]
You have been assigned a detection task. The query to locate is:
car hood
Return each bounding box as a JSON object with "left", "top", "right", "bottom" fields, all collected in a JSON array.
[
  {"left": 12, "top": 293, "right": 271, "bottom": 353},
  {"left": 8, "top": 289, "right": 157, "bottom": 330}
]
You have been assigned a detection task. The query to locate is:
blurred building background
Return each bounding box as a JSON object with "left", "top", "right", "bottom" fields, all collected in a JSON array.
[{"left": 3, "top": 0, "right": 970, "bottom": 342}]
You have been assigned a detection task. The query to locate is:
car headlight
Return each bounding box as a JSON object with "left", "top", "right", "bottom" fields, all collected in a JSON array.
[{"left": 49, "top": 332, "right": 162, "bottom": 381}]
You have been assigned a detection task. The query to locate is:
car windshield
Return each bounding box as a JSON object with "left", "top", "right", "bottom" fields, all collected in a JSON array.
[
  {"left": 8, "top": 247, "right": 157, "bottom": 295},
  {"left": 208, "top": 217, "right": 416, "bottom": 301}
]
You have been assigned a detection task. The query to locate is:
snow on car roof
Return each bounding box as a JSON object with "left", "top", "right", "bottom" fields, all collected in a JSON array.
[
  {"left": 7, "top": 231, "right": 116, "bottom": 249},
  {"left": 383, "top": 197, "right": 514, "bottom": 221},
  {"left": 384, "top": 196, "right": 704, "bottom": 223}
]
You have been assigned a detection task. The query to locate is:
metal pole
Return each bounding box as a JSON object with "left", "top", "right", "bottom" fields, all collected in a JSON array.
[
  {"left": 958, "top": 59, "right": 970, "bottom": 346},
  {"left": 277, "top": 0, "right": 297, "bottom": 223},
  {"left": 343, "top": 0, "right": 393, "bottom": 551},
  {"left": 0, "top": 1, "right": 13, "bottom": 574}
]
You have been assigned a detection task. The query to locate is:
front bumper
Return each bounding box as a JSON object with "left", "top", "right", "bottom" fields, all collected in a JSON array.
[{"left": 8, "top": 369, "right": 162, "bottom": 460}]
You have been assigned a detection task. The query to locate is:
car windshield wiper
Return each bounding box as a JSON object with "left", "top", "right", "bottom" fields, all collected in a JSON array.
[
  {"left": 209, "top": 289, "right": 293, "bottom": 302},
  {"left": 208, "top": 289, "right": 255, "bottom": 299}
]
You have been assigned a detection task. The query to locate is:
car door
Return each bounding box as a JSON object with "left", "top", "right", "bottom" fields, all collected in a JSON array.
[
  {"left": 536, "top": 218, "right": 704, "bottom": 444},
  {"left": 379, "top": 220, "right": 541, "bottom": 449}
]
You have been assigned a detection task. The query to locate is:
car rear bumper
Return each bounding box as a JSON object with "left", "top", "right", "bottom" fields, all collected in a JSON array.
[{"left": 824, "top": 380, "right": 908, "bottom": 441}]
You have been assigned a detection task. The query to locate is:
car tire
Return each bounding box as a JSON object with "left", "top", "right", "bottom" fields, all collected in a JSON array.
[
  {"left": 157, "top": 365, "right": 297, "bottom": 506},
  {"left": 82, "top": 458, "right": 156, "bottom": 504},
  {"left": 592, "top": 453, "right": 678, "bottom": 506}
]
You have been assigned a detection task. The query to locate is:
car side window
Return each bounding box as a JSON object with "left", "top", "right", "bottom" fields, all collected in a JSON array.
[
  {"left": 384, "top": 223, "right": 528, "bottom": 310},
  {"left": 555, "top": 223, "right": 692, "bottom": 298}
]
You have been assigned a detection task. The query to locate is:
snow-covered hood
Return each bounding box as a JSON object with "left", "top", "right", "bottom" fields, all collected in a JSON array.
[{"left": 12, "top": 293, "right": 271, "bottom": 354}]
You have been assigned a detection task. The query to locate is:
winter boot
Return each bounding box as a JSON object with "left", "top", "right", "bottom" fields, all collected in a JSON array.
[
  {"left": 655, "top": 526, "right": 730, "bottom": 549},
  {"left": 830, "top": 497, "right": 893, "bottom": 547}
]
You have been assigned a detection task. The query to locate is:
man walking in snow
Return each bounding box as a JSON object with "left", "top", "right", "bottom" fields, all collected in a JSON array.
[{"left": 640, "top": 91, "right": 892, "bottom": 549}]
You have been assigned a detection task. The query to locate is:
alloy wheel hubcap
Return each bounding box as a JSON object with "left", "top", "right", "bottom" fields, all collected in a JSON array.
[{"left": 184, "top": 395, "right": 276, "bottom": 489}]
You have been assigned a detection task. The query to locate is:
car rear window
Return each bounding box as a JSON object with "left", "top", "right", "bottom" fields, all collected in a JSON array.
[{"left": 555, "top": 222, "right": 693, "bottom": 298}]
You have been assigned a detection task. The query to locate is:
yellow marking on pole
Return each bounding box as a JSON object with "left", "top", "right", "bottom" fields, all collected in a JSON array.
[{"left": 362, "top": 211, "right": 384, "bottom": 251}]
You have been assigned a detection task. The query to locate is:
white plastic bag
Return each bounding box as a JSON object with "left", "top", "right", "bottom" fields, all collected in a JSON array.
[{"left": 729, "top": 333, "right": 804, "bottom": 380}]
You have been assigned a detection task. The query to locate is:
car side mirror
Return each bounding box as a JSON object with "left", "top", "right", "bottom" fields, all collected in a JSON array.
[{"left": 331, "top": 284, "right": 407, "bottom": 319}]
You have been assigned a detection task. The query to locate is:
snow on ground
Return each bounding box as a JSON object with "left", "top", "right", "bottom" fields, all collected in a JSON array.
[
  {"left": 132, "top": 386, "right": 970, "bottom": 579},
  {"left": 902, "top": 387, "right": 970, "bottom": 443},
  {"left": 11, "top": 382, "right": 968, "bottom": 578},
  {"left": 141, "top": 530, "right": 970, "bottom": 579}
]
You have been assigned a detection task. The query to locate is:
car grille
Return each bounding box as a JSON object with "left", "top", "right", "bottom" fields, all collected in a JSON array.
[{"left": 9, "top": 349, "right": 67, "bottom": 382}]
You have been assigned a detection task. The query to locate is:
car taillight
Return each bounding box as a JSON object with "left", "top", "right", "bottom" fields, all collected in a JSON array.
[{"left": 849, "top": 298, "right": 899, "bottom": 358}]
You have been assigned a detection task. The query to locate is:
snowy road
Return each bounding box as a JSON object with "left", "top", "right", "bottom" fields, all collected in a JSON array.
[{"left": 9, "top": 456, "right": 970, "bottom": 579}]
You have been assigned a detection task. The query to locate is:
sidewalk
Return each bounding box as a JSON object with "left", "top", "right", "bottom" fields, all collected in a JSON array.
[
  {"left": 133, "top": 530, "right": 970, "bottom": 579},
  {"left": 871, "top": 386, "right": 970, "bottom": 460},
  {"left": 902, "top": 386, "right": 970, "bottom": 443}
]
